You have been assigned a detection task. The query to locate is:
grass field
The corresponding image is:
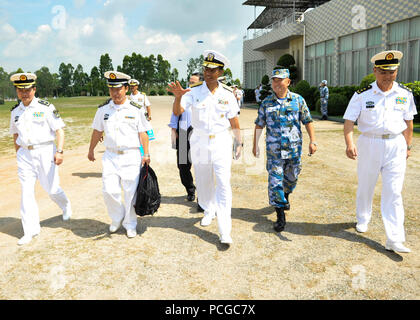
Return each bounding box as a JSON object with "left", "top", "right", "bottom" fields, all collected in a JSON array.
[{"left": 0, "top": 97, "right": 108, "bottom": 155}]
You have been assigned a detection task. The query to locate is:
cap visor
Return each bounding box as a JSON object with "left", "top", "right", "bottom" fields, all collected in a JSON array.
[
  {"left": 202, "top": 62, "right": 222, "bottom": 68},
  {"left": 375, "top": 65, "right": 399, "bottom": 70}
]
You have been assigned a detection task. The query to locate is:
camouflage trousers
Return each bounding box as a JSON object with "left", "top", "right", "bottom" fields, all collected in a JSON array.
[
  {"left": 267, "top": 157, "right": 302, "bottom": 208},
  {"left": 320, "top": 98, "right": 328, "bottom": 116}
]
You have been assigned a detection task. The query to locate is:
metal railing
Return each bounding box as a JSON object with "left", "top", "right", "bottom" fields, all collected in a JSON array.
[{"left": 243, "top": 11, "right": 305, "bottom": 41}]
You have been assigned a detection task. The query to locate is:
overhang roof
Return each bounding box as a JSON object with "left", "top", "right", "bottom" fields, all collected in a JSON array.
[{"left": 244, "top": 0, "right": 330, "bottom": 29}]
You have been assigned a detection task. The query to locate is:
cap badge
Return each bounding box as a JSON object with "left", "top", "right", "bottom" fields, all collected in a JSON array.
[
  {"left": 275, "top": 70, "right": 280, "bottom": 75},
  {"left": 20, "top": 75, "right": 27, "bottom": 81},
  {"left": 110, "top": 73, "right": 116, "bottom": 80},
  {"left": 386, "top": 53, "right": 394, "bottom": 60},
  {"left": 207, "top": 53, "right": 214, "bottom": 61}
]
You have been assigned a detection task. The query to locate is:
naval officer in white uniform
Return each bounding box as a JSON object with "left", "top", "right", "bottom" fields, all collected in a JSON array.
[
  {"left": 9, "top": 73, "right": 72, "bottom": 245},
  {"left": 168, "top": 50, "right": 242, "bottom": 245},
  {"left": 88, "top": 71, "right": 151, "bottom": 238},
  {"left": 343, "top": 50, "right": 417, "bottom": 253}
]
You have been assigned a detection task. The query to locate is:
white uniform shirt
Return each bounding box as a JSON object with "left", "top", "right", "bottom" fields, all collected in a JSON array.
[
  {"left": 343, "top": 81, "right": 417, "bottom": 135},
  {"left": 9, "top": 98, "right": 65, "bottom": 148},
  {"left": 180, "top": 81, "right": 239, "bottom": 135},
  {"left": 130, "top": 92, "right": 151, "bottom": 109},
  {"left": 92, "top": 99, "right": 151, "bottom": 149}
]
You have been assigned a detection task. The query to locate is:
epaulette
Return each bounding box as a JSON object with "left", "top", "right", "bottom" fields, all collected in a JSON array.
[
  {"left": 221, "top": 83, "right": 233, "bottom": 92},
  {"left": 190, "top": 81, "right": 203, "bottom": 88},
  {"left": 98, "top": 98, "right": 111, "bottom": 108},
  {"left": 130, "top": 101, "right": 142, "bottom": 109},
  {"left": 398, "top": 83, "right": 412, "bottom": 92},
  {"left": 10, "top": 102, "right": 19, "bottom": 112},
  {"left": 38, "top": 99, "right": 50, "bottom": 106},
  {"left": 141, "top": 92, "right": 146, "bottom": 95},
  {"left": 356, "top": 85, "right": 372, "bottom": 94}
]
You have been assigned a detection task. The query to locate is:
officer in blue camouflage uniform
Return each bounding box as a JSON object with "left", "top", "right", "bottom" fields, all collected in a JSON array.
[
  {"left": 319, "top": 80, "right": 329, "bottom": 120},
  {"left": 253, "top": 68, "right": 317, "bottom": 232}
]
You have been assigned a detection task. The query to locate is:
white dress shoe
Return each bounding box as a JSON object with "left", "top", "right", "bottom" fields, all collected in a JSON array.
[
  {"left": 200, "top": 213, "right": 215, "bottom": 227},
  {"left": 356, "top": 223, "right": 368, "bottom": 233},
  {"left": 109, "top": 222, "right": 122, "bottom": 233},
  {"left": 126, "top": 229, "right": 137, "bottom": 238},
  {"left": 385, "top": 241, "right": 411, "bottom": 253},
  {"left": 220, "top": 234, "right": 233, "bottom": 244},
  {"left": 17, "top": 233, "right": 38, "bottom": 246},
  {"left": 62, "top": 209, "right": 72, "bottom": 221}
]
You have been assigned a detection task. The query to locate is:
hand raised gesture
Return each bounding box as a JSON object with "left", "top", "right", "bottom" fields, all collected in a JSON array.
[{"left": 167, "top": 81, "right": 191, "bottom": 99}]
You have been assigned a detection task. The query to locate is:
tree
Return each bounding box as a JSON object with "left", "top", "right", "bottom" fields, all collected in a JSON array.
[
  {"left": 276, "top": 54, "right": 298, "bottom": 83},
  {"left": 223, "top": 68, "right": 233, "bottom": 84},
  {"left": 90, "top": 66, "right": 101, "bottom": 96},
  {"left": 186, "top": 55, "right": 204, "bottom": 79},
  {"left": 35, "top": 66, "right": 54, "bottom": 97},
  {"left": 73, "top": 64, "right": 89, "bottom": 96},
  {"left": 58, "top": 63, "right": 74, "bottom": 96},
  {"left": 171, "top": 68, "right": 179, "bottom": 82},
  {"left": 99, "top": 53, "right": 113, "bottom": 93},
  {"left": 156, "top": 54, "right": 171, "bottom": 88}
]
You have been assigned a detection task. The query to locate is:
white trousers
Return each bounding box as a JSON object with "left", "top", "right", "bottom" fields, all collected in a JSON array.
[
  {"left": 190, "top": 131, "right": 233, "bottom": 237},
  {"left": 16, "top": 145, "right": 71, "bottom": 236},
  {"left": 356, "top": 134, "right": 407, "bottom": 243},
  {"left": 102, "top": 150, "right": 141, "bottom": 230}
]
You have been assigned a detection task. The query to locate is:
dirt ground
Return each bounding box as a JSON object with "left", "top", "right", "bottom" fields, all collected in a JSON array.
[{"left": 0, "top": 96, "right": 419, "bottom": 300}]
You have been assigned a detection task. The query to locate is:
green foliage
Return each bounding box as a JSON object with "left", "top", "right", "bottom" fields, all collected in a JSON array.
[
  {"left": 360, "top": 73, "right": 376, "bottom": 88},
  {"left": 277, "top": 54, "right": 295, "bottom": 68},
  {"left": 158, "top": 88, "right": 166, "bottom": 96},
  {"left": 149, "top": 90, "right": 157, "bottom": 96},
  {"left": 402, "top": 81, "right": 420, "bottom": 122},
  {"left": 0, "top": 98, "right": 4, "bottom": 105},
  {"left": 291, "top": 80, "right": 315, "bottom": 109},
  {"left": 259, "top": 75, "right": 271, "bottom": 102},
  {"left": 325, "top": 93, "right": 348, "bottom": 116},
  {"left": 186, "top": 55, "right": 204, "bottom": 79},
  {"left": 329, "top": 85, "right": 359, "bottom": 101}
]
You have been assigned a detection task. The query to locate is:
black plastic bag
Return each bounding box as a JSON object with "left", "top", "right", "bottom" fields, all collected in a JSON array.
[{"left": 134, "top": 164, "right": 161, "bottom": 216}]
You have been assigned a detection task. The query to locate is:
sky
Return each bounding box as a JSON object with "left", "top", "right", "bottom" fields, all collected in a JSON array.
[{"left": 0, "top": 0, "right": 264, "bottom": 82}]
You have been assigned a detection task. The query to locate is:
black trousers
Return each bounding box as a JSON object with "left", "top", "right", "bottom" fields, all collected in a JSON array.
[{"left": 176, "top": 126, "right": 195, "bottom": 195}]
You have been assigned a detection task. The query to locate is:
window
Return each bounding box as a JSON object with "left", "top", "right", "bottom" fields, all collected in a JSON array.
[
  {"left": 305, "top": 40, "right": 335, "bottom": 86},
  {"left": 388, "top": 17, "right": 420, "bottom": 82},
  {"left": 244, "top": 60, "right": 266, "bottom": 89},
  {"left": 338, "top": 27, "right": 382, "bottom": 86}
]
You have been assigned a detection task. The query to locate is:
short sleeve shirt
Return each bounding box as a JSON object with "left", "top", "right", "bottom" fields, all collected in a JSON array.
[
  {"left": 255, "top": 91, "right": 313, "bottom": 160},
  {"left": 343, "top": 81, "right": 417, "bottom": 135},
  {"left": 92, "top": 99, "right": 150, "bottom": 149},
  {"left": 9, "top": 98, "right": 65, "bottom": 148},
  {"left": 130, "top": 92, "right": 151, "bottom": 108},
  {"left": 180, "top": 81, "right": 239, "bottom": 134}
]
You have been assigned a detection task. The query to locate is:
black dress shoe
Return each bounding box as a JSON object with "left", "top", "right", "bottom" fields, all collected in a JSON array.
[
  {"left": 187, "top": 194, "right": 195, "bottom": 201},
  {"left": 197, "top": 203, "right": 204, "bottom": 212},
  {"left": 273, "top": 207, "right": 286, "bottom": 232},
  {"left": 284, "top": 193, "right": 290, "bottom": 211}
]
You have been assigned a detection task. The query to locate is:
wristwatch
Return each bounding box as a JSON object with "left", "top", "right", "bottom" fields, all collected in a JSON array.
[
  {"left": 56, "top": 149, "right": 63, "bottom": 154},
  {"left": 407, "top": 145, "right": 413, "bottom": 150}
]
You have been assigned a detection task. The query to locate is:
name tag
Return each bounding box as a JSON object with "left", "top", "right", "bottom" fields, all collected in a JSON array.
[{"left": 366, "top": 101, "right": 375, "bottom": 109}]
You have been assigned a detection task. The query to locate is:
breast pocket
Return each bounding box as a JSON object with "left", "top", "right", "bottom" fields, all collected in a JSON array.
[
  {"left": 266, "top": 107, "right": 279, "bottom": 126},
  {"left": 215, "top": 104, "right": 228, "bottom": 121},
  {"left": 193, "top": 103, "right": 208, "bottom": 123},
  {"left": 360, "top": 106, "right": 379, "bottom": 123}
]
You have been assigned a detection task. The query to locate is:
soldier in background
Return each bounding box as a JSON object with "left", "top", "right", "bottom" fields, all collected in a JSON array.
[
  {"left": 319, "top": 80, "right": 329, "bottom": 120},
  {"left": 253, "top": 68, "right": 317, "bottom": 232}
]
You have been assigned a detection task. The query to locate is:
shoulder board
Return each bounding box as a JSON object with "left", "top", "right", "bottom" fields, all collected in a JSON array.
[
  {"left": 38, "top": 99, "right": 50, "bottom": 106},
  {"left": 10, "top": 102, "right": 19, "bottom": 112},
  {"left": 141, "top": 92, "right": 146, "bottom": 95},
  {"left": 130, "top": 101, "right": 142, "bottom": 109},
  {"left": 98, "top": 98, "right": 111, "bottom": 108},
  {"left": 190, "top": 81, "right": 203, "bottom": 88},
  {"left": 221, "top": 83, "right": 233, "bottom": 92},
  {"left": 398, "top": 83, "right": 412, "bottom": 92},
  {"left": 356, "top": 85, "right": 372, "bottom": 94}
]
